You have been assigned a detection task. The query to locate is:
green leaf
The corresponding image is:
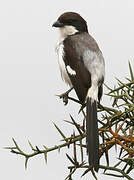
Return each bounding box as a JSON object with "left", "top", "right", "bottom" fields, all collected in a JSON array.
[
  {"left": 128, "top": 61, "right": 134, "bottom": 81},
  {"left": 66, "top": 153, "right": 75, "bottom": 165},
  {"left": 12, "top": 138, "right": 23, "bottom": 153},
  {"left": 81, "top": 167, "right": 92, "bottom": 177},
  {"left": 79, "top": 139, "right": 83, "bottom": 162},
  {"left": 91, "top": 169, "right": 98, "bottom": 180},
  {"left": 70, "top": 115, "right": 82, "bottom": 135},
  {"left": 44, "top": 152, "right": 47, "bottom": 164},
  {"left": 25, "top": 157, "right": 29, "bottom": 169},
  {"left": 28, "top": 140, "right": 35, "bottom": 151},
  {"left": 43, "top": 145, "right": 48, "bottom": 150},
  {"left": 53, "top": 122, "right": 67, "bottom": 142}
]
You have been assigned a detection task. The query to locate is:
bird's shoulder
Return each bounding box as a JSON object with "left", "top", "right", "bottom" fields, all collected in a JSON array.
[{"left": 63, "top": 32, "right": 100, "bottom": 53}]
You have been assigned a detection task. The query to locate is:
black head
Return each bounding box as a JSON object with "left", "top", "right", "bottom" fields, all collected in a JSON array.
[{"left": 52, "top": 12, "right": 88, "bottom": 33}]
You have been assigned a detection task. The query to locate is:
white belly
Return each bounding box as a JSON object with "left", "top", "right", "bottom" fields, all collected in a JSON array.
[{"left": 56, "top": 41, "right": 72, "bottom": 86}]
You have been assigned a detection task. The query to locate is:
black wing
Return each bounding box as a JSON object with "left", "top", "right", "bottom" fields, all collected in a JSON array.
[{"left": 63, "top": 35, "right": 91, "bottom": 103}]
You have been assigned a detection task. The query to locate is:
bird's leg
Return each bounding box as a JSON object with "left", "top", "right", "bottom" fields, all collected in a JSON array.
[{"left": 57, "top": 87, "right": 73, "bottom": 105}]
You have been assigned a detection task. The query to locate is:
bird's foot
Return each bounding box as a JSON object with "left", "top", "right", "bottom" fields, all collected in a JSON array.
[
  {"left": 56, "top": 87, "right": 73, "bottom": 105},
  {"left": 58, "top": 92, "right": 68, "bottom": 105}
]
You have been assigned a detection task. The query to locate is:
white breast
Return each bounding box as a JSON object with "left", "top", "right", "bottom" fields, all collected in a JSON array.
[{"left": 55, "top": 40, "right": 72, "bottom": 87}]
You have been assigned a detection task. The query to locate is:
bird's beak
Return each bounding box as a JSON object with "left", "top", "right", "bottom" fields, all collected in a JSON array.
[{"left": 52, "top": 20, "right": 64, "bottom": 27}]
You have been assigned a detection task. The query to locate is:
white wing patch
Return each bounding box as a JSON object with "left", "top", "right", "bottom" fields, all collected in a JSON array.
[{"left": 66, "top": 65, "right": 76, "bottom": 75}]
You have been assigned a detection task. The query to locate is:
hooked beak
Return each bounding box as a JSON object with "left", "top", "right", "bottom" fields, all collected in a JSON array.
[{"left": 52, "top": 20, "right": 64, "bottom": 27}]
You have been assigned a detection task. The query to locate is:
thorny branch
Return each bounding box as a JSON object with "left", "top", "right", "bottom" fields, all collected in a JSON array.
[{"left": 5, "top": 62, "right": 134, "bottom": 179}]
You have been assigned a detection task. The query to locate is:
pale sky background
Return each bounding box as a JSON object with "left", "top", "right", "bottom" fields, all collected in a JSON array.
[{"left": 0, "top": 0, "right": 134, "bottom": 180}]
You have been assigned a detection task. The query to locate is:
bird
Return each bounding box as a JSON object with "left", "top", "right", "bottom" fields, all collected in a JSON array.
[{"left": 52, "top": 12, "right": 105, "bottom": 172}]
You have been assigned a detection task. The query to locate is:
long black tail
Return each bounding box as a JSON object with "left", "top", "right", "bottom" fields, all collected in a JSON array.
[{"left": 86, "top": 97, "right": 99, "bottom": 172}]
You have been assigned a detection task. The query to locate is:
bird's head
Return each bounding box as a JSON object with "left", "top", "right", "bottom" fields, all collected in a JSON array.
[{"left": 52, "top": 12, "right": 88, "bottom": 39}]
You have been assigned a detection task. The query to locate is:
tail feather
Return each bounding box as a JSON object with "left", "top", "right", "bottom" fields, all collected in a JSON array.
[{"left": 86, "top": 97, "right": 99, "bottom": 172}]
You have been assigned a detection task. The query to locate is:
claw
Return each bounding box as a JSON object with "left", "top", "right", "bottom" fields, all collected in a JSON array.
[
  {"left": 63, "top": 94, "right": 68, "bottom": 105},
  {"left": 56, "top": 87, "right": 73, "bottom": 105},
  {"left": 56, "top": 92, "right": 69, "bottom": 105}
]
